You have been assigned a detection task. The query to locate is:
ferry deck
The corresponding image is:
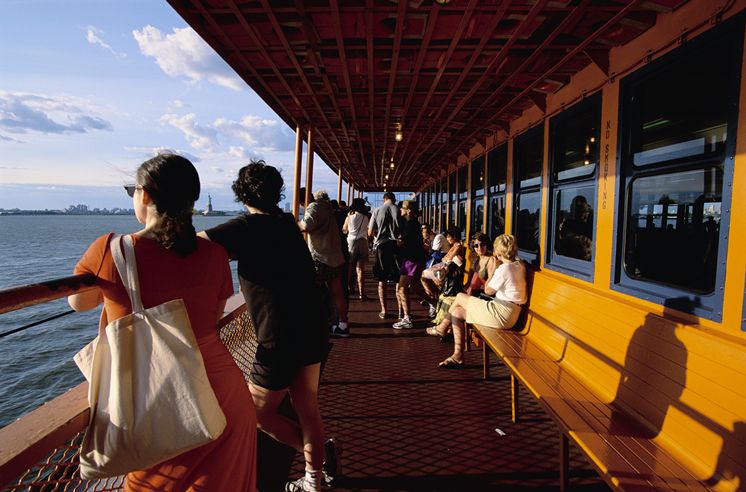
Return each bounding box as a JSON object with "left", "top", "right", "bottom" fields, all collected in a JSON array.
[{"left": 2, "top": 1, "right": 746, "bottom": 491}]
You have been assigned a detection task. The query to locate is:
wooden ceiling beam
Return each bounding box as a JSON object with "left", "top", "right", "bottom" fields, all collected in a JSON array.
[
  {"left": 408, "top": 0, "right": 549, "bottom": 178},
  {"left": 416, "top": 0, "right": 593, "bottom": 174},
  {"left": 253, "top": 0, "right": 350, "bottom": 168},
  {"left": 458, "top": 0, "right": 645, "bottom": 151},
  {"left": 380, "top": 0, "right": 408, "bottom": 188},
  {"left": 330, "top": 0, "right": 369, "bottom": 180},
  {"left": 392, "top": 0, "right": 481, "bottom": 187},
  {"left": 399, "top": 0, "right": 512, "bottom": 183}
]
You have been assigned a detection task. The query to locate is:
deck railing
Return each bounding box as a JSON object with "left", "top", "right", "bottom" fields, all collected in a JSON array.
[{"left": 0, "top": 277, "right": 255, "bottom": 491}]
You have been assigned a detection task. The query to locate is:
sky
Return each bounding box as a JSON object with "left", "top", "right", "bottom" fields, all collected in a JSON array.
[{"left": 0, "top": 0, "right": 345, "bottom": 211}]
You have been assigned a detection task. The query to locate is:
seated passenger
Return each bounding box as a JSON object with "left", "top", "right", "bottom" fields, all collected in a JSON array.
[
  {"left": 438, "top": 234, "right": 527, "bottom": 368},
  {"left": 199, "top": 161, "right": 339, "bottom": 492},
  {"left": 425, "top": 232, "right": 495, "bottom": 338},
  {"left": 465, "top": 233, "right": 498, "bottom": 297},
  {"left": 421, "top": 226, "right": 464, "bottom": 316}
]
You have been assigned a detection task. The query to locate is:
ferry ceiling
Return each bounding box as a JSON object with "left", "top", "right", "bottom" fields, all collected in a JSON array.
[{"left": 168, "top": 0, "right": 689, "bottom": 192}]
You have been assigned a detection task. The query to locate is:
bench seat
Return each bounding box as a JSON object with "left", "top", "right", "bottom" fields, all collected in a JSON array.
[{"left": 476, "top": 325, "right": 712, "bottom": 491}]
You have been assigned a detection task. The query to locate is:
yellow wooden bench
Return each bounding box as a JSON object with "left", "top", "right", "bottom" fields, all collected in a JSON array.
[{"left": 471, "top": 270, "right": 746, "bottom": 492}]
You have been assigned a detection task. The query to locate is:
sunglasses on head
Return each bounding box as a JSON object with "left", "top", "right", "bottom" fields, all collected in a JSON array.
[{"left": 123, "top": 184, "right": 142, "bottom": 197}]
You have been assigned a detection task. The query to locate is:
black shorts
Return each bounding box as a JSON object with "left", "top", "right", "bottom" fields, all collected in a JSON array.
[
  {"left": 250, "top": 336, "right": 329, "bottom": 391},
  {"left": 372, "top": 240, "right": 400, "bottom": 282}
]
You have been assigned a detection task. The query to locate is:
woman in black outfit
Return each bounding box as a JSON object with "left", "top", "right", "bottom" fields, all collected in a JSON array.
[{"left": 199, "top": 160, "right": 337, "bottom": 492}]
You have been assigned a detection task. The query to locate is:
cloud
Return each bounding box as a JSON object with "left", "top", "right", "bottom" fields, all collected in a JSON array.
[
  {"left": 133, "top": 25, "right": 243, "bottom": 91},
  {"left": 160, "top": 113, "right": 218, "bottom": 151},
  {"left": 0, "top": 91, "right": 113, "bottom": 135},
  {"left": 214, "top": 116, "right": 295, "bottom": 152},
  {"left": 227, "top": 145, "right": 261, "bottom": 160},
  {"left": 86, "top": 26, "right": 126, "bottom": 59},
  {"left": 124, "top": 145, "right": 201, "bottom": 163},
  {"left": 0, "top": 134, "right": 24, "bottom": 143}
]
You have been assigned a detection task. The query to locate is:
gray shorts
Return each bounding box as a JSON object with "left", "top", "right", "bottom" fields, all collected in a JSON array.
[{"left": 348, "top": 237, "right": 369, "bottom": 264}]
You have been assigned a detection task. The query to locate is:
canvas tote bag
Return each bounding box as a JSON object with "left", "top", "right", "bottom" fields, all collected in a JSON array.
[{"left": 73, "top": 234, "right": 226, "bottom": 479}]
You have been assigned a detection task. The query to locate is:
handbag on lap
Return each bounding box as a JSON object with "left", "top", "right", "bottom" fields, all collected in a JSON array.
[{"left": 73, "top": 234, "right": 226, "bottom": 479}]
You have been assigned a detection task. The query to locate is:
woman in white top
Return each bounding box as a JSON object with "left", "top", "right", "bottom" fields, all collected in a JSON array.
[
  {"left": 438, "top": 234, "right": 527, "bottom": 368},
  {"left": 342, "top": 198, "right": 371, "bottom": 300}
]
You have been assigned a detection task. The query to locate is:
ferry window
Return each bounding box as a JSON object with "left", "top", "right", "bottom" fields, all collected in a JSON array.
[
  {"left": 547, "top": 94, "right": 600, "bottom": 279},
  {"left": 513, "top": 125, "right": 544, "bottom": 260},
  {"left": 440, "top": 177, "right": 448, "bottom": 233},
  {"left": 471, "top": 155, "right": 485, "bottom": 234},
  {"left": 625, "top": 168, "right": 722, "bottom": 293},
  {"left": 487, "top": 144, "right": 507, "bottom": 241},
  {"left": 449, "top": 172, "right": 457, "bottom": 231},
  {"left": 615, "top": 19, "right": 742, "bottom": 320},
  {"left": 454, "top": 165, "right": 467, "bottom": 231}
]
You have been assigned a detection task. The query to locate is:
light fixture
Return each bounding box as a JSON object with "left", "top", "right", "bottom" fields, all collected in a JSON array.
[
  {"left": 395, "top": 122, "right": 403, "bottom": 142},
  {"left": 390, "top": 162, "right": 395, "bottom": 169},
  {"left": 385, "top": 173, "right": 389, "bottom": 180},
  {"left": 584, "top": 160, "right": 591, "bottom": 165},
  {"left": 590, "top": 137, "right": 596, "bottom": 143}
]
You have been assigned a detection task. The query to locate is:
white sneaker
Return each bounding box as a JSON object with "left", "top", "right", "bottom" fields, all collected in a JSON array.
[{"left": 392, "top": 317, "right": 413, "bottom": 330}]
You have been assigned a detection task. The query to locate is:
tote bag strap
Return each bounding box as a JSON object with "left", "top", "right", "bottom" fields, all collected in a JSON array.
[{"left": 110, "top": 234, "right": 144, "bottom": 313}]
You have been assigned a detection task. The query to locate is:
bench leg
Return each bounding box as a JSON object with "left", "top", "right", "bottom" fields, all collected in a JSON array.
[
  {"left": 482, "top": 341, "right": 489, "bottom": 380},
  {"left": 559, "top": 432, "right": 569, "bottom": 492},
  {"left": 511, "top": 374, "right": 520, "bottom": 423}
]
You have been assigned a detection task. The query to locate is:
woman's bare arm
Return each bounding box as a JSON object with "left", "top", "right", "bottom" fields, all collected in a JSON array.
[{"left": 68, "top": 288, "right": 103, "bottom": 312}]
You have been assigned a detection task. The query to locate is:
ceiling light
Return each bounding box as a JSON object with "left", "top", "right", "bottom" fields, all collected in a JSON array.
[
  {"left": 590, "top": 137, "right": 596, "bottom": 143},
  {"left": 395, "top": 130, "right": 403, "bottom": 141},
  {"left": 390, "top": 162, "right": 395, "bottom": 169},
  {"left": 385, "top": 174, "right": 389, "bottom": 179}
]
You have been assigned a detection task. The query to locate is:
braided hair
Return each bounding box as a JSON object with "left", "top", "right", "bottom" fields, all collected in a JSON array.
[{"left": 136, "top": 154, "right": 200, "bottom": 256}]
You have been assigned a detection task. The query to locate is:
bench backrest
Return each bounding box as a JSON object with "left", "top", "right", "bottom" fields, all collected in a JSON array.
[{"left": 521, "top": 271, "right": 746, "bottom": 489}]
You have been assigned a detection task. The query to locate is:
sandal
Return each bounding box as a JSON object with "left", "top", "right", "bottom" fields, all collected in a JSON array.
[
  {"left": 378, "top": 311, "right": 387, "bottom": 319},
  {"left": 438, "top": 356, "right": 464, "bottom": 369},
  {"left": 425, "top": 326, "right": 443, "bottom": 337}
]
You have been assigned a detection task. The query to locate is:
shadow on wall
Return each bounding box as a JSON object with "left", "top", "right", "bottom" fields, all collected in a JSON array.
[
  {"left": 706, "top": 420, "right": 745, "bottom": 492},
  {"left": 609, "top": 297, "right": 692, "bottom": 439}
]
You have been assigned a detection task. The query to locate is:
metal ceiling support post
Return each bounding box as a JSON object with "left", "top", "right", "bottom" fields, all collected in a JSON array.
[
  {"left": 305, "top": 126, "right": 315, "bottom": 207},
  {"left": 292, "top": 125, "right": 303, "bottom": 219},
  {"left": 337, "top": 168, "right": 343, "bottom": 202}
]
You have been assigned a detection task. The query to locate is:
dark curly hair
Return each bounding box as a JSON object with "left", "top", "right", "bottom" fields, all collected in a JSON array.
[
  {"left": 137, "top": 154, "right": 200, "bottom": 256},
  {"left": 231, "top": 160, "right": 285, "bottom": 212},
  {"left": 471, "top": 232, "right": 493, "bottom": 254}
]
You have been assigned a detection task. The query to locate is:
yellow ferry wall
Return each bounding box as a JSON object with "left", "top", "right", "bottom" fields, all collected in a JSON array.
[{"left": 424, "top": 0, "right": 746, "bottom": 485}]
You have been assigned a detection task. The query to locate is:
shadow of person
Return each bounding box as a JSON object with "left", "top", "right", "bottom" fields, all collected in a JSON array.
[
  {"left": 608, "top": 297, "right": 693, "bottom": 439},
  {"left": 706, "top": 421, "right": 746, "bottom": 492}
]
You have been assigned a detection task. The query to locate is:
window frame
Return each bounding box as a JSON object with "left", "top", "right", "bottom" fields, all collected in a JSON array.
[
  {"left": 449, "top": 171, "right": 458, "bottom": 231},
  {"left": 487, "top": 143, "right": 508, "bottom": 241},
  {"left": 512, "top": 124, "right": 545, "bottom": 264},
  {"left": 545, "top": 93, "right": 601, "bottom": 281},
  {"left": 471, "top": 154, "right": 485, "bottom": 234},
  {"left": 611, "top": 17, "right": 743, "bottom": 321}
]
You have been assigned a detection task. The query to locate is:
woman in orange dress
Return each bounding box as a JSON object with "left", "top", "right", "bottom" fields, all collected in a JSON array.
[{"left": 68, "top": 154, "right": 256, "bottom": 491}]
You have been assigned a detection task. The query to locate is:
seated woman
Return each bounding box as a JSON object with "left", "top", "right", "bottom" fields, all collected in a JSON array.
[
  {"left": 438, "top": 234, "right": 527, "bottom": 368},
  {"left": 421, "top": 226, "right": 464, "bottom": 317},
  {"left": 426, "top": 232, "right": 496, "bottom": 338}
]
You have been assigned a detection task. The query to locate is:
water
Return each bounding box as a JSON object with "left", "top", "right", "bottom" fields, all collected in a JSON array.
[{"left": 0, "top": 215, "right": 238, "bottom": 428}]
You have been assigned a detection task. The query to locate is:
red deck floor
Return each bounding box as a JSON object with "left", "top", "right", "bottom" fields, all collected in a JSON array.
[{"left": 288, "top": 280, "right": 612, "bottom": 491}]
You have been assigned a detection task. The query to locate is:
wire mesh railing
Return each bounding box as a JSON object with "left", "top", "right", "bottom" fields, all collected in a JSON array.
[{"left": 0, "top": 298, "right": 256, "bottom": 491}]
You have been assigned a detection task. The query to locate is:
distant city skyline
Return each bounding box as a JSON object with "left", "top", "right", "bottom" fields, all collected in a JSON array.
[{"left": 0, "top": 1, "right": 346, "bottom": 210}]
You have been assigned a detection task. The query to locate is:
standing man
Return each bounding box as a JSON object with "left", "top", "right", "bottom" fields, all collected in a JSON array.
[
  {"left": 368, "top": 192, "right": 402, "bottom": 319},
  {"left": 393, "top": 200, "right": 426, "bottom": 329},
  {"left": 300, "top": 189, "right": 350, "bottom": 337}
]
